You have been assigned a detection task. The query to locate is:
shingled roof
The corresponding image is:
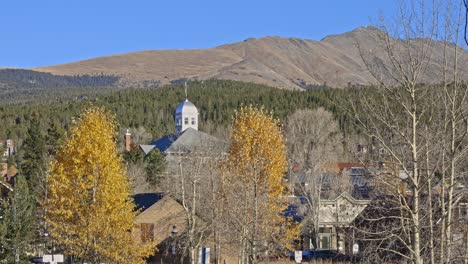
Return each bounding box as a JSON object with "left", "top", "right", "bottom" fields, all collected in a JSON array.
[
  {"left": 132, "top": 192, "right": 165, "bottom": 213},
  {"left": 140, "top": 128, "right": 228, "bottom": 155}
]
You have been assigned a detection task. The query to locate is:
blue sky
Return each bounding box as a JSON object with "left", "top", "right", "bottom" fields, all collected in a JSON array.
[{"left": 0, "top": 1, "right": 396, "bottom": 68}]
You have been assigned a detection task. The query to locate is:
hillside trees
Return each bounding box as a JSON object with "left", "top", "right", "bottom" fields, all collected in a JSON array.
[
  {"left": 44, "top": 107, "right": 153, "bottom": 264},
  {"left": 222, "top": 106, "right": 298, "bottom": 264},
  {"left": 0, "top": 69, "right": 119, "bottom": 89},
  {"left": 0, "top": 80, "right": 343, "bottom": 143}
]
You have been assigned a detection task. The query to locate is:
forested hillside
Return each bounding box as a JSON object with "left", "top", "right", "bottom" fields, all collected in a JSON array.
[
  {"left": 0, "top": 69, "right": 120, "bottom": 103},
  {"left": 0, "top": 69, "right": 119, "bottom": 88},
  {"left": 0, "top": 80, "right": 352, "bottom": 147}
]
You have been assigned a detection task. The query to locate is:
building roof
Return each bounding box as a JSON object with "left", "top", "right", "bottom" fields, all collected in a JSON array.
[
  {"left": 140, "top": 128, "right": 228, "bottom": 155},
  {"left": 320, "top": 191, "right": 371, "bottom": 205},
  {"left": 336, "top": 163, "right": 367, "bottom": 171},
  {"left": 132, "top": 192, "right": 165, "bottom": 213},
  {"left": 175, "top": 99, "right": 198, "bottom": 115},
  {"left": 286, "top": 192, "right": 371, "bottom": 226},
  {"left": 139, "top": 144, "right": 156, "bottom": 155},
  {"left": 133, "top": 194, "right": 188, "bottom": 245}
]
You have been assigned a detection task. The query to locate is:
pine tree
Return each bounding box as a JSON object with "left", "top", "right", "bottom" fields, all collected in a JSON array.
[
  {"left": 0, "top": 175, "right": 37, "bottom": 264},
  {"left": 123, "top": 143, "right": 144, "bottom": 165},
  {"left": 144, "top": 148, "right": 166, "bottom": 185},
  {"left": 45, "top": 122, "right": 64, "bottom": 157},
  {"left": 45, "top": 107, "right": 154, "bottom": 264},
  {"left": 20, "top": 116, "right": 47, "bottom": 199},
  {"left": 223, "top": 105, "right": 298, "bottom": 264}
]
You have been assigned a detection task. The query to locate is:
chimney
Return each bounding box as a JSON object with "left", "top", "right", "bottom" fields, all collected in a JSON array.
[{"left": 124, "top": 129, "right": 131, "bottom": 152}]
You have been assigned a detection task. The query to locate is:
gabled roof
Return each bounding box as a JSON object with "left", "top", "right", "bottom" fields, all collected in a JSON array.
[
  {"left": 140, "top": 128, "right": 228, "bottom": 155},
  {"left": 132, "top": 192, "right": 165, "bottom": 213},
  {"left": 133, "top": 194, "right": 188, "bottom": 245},
  {"left": 150, "top": 133, "right": 180, "bottom": 153},
  {"left": 140, "top": 145, "right": 156, "bottom": 155},
  {"left": 286, "top": 192, "right": 371, "bottom": 225},
  {"left": 321, "top": 191, "right": 371, "bottom": 205}
]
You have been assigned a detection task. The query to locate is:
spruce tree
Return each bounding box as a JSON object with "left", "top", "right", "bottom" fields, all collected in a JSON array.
[
  {"left": 0, "top": 175, "right": 37, "bottom": 264},
  {"left": 144, "top": 148, "right": 166, "bottom": 185},
  {"left": 45, "top": 122, "right": 64, "bottom": 157},
  {"left": 20, "top": 116, "right": 47, "bottom": 199}
]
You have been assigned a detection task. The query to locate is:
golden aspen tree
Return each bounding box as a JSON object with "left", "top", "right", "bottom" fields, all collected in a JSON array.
[
  {"left": 45, "top": 107, "right": 154, "bottom": 264},
  {"left": 223, "top": 105, "right": 298, "bottom": 264}
]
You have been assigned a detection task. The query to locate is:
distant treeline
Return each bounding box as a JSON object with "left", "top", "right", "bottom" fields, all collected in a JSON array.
[
  {"left": 0, "top": 69, "right": 119, "bottom": 89},
  {"left": 0, "top": 80, "right": 354, "bottom": 147}
]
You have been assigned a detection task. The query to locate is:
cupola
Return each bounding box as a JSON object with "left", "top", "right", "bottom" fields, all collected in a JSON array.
[{"left": 175, "top": 99, "right": 198, "bottom": 133}]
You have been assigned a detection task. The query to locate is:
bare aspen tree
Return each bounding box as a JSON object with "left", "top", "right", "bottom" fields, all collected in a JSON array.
[
  {"left": 351, "top": 1, "right": 468, "bottom": 263},
  {"left": 162, "top": 139, "right": 227, "bottom": 264},
  {"left": 438, "top": 2, "right": 468, "bottom": 263},
  {"left": 353, "top": 1, "right": 439, "bottom": 263},
  {"left": 285, "top": 108, "right": 346, "bottom": 248}
]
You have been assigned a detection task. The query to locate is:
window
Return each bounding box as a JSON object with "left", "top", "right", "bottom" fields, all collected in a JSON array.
[
  {"left": 319, "top": 233, "right": 331, "bottom": 249},
  {"left": 184, "top": 117, "right": 189, "bottom": 125},
  {"left": 140, "top": 223, "right": 154, "bottom": 242},
  {"left": 191, "top": 118, "right": 196, "bottom": 125},
  {"left": 459, "top": 203, "right": 468, "bottom": 220}
]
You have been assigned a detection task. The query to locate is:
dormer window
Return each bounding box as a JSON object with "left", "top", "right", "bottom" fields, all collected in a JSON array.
[
  {"left": 184, "top": 117, "right": 189, "bottom": 125},
  {"left": 191, "top": 118, "right": 196, "bottom": 125}
]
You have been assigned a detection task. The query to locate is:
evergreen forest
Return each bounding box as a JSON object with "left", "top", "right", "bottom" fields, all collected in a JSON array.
[{"left": 0, "top": 79, "right": 354, "bottom": 147}]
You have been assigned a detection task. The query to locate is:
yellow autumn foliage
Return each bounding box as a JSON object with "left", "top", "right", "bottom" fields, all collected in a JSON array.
[
  {"left": 224, "top": 105, "right": 299, "bottom": 260},
  {"left": 227, "top": 106, "right": 287, "bottom": 194},
  {"left": 45, "top": 107, "right": 154, "bottom": 264}
]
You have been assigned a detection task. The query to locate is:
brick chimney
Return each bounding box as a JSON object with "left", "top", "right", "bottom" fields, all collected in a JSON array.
[{"left": 124, "top": 129, "right": 131, "bottom": 152}]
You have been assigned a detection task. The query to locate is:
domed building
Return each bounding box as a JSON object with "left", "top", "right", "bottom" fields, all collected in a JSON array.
[
  {"left": 175, "top": 99, "right": 199, "bottom": 134},
  {"left": 140, "top": 98, "right": 227, "bottom": 156}
]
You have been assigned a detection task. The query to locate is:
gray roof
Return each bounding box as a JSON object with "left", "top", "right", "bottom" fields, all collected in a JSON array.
[
  {"left": 140, "top": 144, "right": 156, "bottom": 155},
  {"left": 140, "top": 128, "right": 228, "bottom": 155}
]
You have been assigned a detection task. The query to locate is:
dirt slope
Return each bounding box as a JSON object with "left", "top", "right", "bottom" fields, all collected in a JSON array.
[{"left": 34, "top": 27, "right": 468, "bottom": 89}]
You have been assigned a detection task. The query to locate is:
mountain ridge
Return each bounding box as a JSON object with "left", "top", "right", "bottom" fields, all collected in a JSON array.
[{"left": 27, "top": 27, "right": 468, "bottom": 89}]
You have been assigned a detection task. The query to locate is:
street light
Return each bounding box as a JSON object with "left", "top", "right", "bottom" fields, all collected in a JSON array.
[
  {"left": 44, "top": 232, "right": 55, "bottom": 261},
  {"left": 44, "top": 232, "right": 49, "bottom": 256},
  {"left": 171, "top": 225, "right": 178, "bottom": 264},
  {"left": 171, "top": 225, "right": 178, "bottom": 237}
]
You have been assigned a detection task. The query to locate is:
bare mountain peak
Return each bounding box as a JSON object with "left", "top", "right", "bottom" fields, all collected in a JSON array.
[
  {"left": 33, "top": 26, "right": 468, "bottom": 89},
  {"left": 321, "top": 26, "right": 383, "bottom": 42}
]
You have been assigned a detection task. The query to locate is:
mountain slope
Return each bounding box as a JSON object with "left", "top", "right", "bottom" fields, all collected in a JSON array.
[{"left": 33, "top": 27, "right": 468, "bottom": 89}]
